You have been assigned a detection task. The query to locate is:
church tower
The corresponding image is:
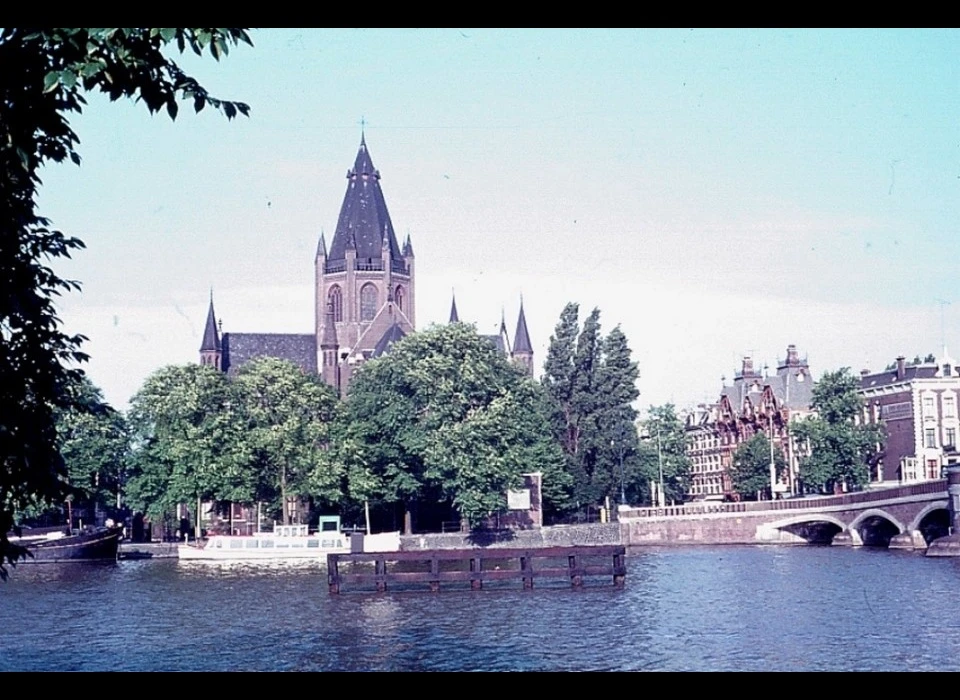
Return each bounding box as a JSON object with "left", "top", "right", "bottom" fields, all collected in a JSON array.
[
  {"left": 199, "top": 292, "right": 222, "bottom": 370},
  {"left": 315, "top": 135, "right": 415, "bottom": 381},
  {"left": 511, "top": 299, "right": 534, "bottom": 377}
]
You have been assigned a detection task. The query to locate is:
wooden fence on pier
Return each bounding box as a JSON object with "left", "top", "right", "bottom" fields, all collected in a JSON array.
[{"left": 327, "top": 546, "right": 626, "bottom": 594}]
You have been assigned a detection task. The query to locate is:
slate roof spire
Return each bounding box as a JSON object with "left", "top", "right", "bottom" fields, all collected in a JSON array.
[
  {"left": 200, "top": 290, "right": 220, "bottom": 352},
  {"left": 316, "top": 230, "right": 327, "bottom": 258},
  {"left": 449, "top": 292, "right": 460, "bottom": 323},
  {"left": 327, "top": 136, "right": 403, "bottom": 263},
  {"left": 513, "top": 297, "right": 533, "bottom": 355}
]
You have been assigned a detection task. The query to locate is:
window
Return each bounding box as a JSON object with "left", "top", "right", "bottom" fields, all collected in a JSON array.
[
  {"left": 395, "top": 285, "right": 404, "bottom": 312},
  {"left": 945, "top": 396, "right": 956, "bottom": 418},
  {"left": 360, "top": 283, "right": 378, "bottom": 321},
  {"left": 925, "top": 428, "right": 937, "bottom": 448},
  {"left": 327, "top": 286, "right": 343, "bottom": 323},
  {"left": 947, "top": 428, "right": 956, "bottom": 448}
]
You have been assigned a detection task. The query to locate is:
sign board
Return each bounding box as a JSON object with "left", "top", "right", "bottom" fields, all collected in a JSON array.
[{"left": 507, "top": 489, "right": 531, "bottom": 510}]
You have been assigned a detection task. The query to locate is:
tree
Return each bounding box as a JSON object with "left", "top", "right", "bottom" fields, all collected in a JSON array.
[
  {"left": 633, "top": 405, "right": 691, "bottom": 506},
  {"left": 542, "top": 304, "right": 641, "bottom": 511},
  {"left": 56, "top": 376, "right": 129, "bottom": 519},
  {"left": 338, "top": 324, "right": 567, "bottom": 531},
  {"left": 729, "top": 433, "right": 786, "bottom": 500},
  {"left": 791, "top": 368, "right": 884, "bottom": 493},
  {"left": 0, "top": 28, "right": 251, "bottom": 577},
  {"left": 125, "top": 365, "right": 243, "bottom": 529},
  {"left": 232, "top": 357, "right": 340, "bottom": 524}
]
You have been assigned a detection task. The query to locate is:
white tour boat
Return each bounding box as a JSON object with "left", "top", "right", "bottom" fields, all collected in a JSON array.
[{"left": 178, "top": 516, "right": 350, "bottom": 562}]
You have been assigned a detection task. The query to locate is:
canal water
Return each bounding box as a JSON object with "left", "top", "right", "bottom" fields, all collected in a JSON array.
[{"left": 2, "top": 545, "right": 960, "bottom": 671}]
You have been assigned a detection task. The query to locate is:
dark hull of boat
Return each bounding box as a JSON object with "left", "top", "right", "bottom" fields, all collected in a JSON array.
[{"left": 15, "top": 526, "right": 123, "bottom": 563}]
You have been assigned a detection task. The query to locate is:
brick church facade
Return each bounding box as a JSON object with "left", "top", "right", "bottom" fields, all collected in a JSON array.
[{"left": 199, "top": 135, "right": 533, "bottom": 392}]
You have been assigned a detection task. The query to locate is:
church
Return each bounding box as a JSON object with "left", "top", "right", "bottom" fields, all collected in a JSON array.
[{"left": 198, "top": 135, "right": 533, "bottom": 392}]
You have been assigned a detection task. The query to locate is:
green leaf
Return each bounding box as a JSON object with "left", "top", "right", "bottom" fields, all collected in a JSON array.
[
  {"left": 160, "top": 27, "right": 176, "bottom": 42},
  {"left": 43, "top": 71, "right": 60, "bottom": 93}
]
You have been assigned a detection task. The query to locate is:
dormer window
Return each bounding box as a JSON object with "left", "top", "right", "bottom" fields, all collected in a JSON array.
[{"left": 944, "top": 364, "right": 953, "bottom": 377}]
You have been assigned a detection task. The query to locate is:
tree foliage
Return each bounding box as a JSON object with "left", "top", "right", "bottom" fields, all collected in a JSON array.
[
  {"left": 125, "top": 365, "right": 242, "bottom": 523},
  {"left": 232, "top": 358, "right": 340, "bottom": 524},
  {"left": 791, "top": 368, "right": 884, "bottom": 493},
  {"left": 729, "top": 433, "right": 786, "bottom": 500},
  {"left": 337, "top": 324, "right": 567, "bottom": 529},
  {"left": 542, "top": 303, "right": 640, "bottom": 509},
  {"left": 633, "top": 405, "right": 691, "bottom": 506},
  {"left": 0, "top": 28, "right": 250, "bottom": 576}
]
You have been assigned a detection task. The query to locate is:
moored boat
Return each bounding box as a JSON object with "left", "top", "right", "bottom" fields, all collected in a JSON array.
[
  {"left": 178, "top": 516, "right": 350, "bottom": 562},
  {"left": 8, "top": 523, "right": 124, "bottom": 563}
]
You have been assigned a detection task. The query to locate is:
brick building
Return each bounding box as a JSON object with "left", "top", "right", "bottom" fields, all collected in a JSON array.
[
  {"left": 199, "top": 135, "right": 534, "bottom": 391},
  {"left": 685, "top": 345, "right": 815, "bottom": 500},
  {"left": 858, "top": 352, "right": 960, "bottom": 483}
]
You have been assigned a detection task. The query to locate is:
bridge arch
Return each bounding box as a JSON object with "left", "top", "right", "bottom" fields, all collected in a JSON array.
[
  {"left": 907, "top": 501, "right": 950, "bottom": 532},
  {"left": 761, "top": 514, "right": 847, "bottom": 545},
  {"left": 847, "top": 509, "right": 904, "bottom": 547}
]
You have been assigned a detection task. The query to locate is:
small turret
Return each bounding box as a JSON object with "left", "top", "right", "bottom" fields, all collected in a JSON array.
[{"left": 199, "top": 291, "right": 222, "bottom": 371}]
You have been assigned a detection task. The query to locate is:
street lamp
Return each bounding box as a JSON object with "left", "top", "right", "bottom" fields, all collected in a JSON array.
[
  {"left": 611, "top": 436, "right": 626, "bottom": 506},
  {"left": 657, "top": 428, "right": 665, "bottom": 508},
  {"left": 768, "top": 412, "right": 777, "bottom": 501}
]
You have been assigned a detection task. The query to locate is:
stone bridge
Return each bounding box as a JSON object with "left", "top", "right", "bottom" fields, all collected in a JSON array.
[{"left": 617, "top": 479, "right": 952, "bottom": 550}]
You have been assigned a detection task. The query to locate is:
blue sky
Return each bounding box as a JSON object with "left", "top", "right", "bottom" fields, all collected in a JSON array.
[{"left": 38, "top": 28, "right": 960, "bottom": 412}]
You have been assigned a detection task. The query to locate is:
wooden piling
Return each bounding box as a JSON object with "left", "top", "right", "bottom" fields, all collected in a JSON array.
[{"left": 327, "top": 545, "right": 627, "bottom": 594}]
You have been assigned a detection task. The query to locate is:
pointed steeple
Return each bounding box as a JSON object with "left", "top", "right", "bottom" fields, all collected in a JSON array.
[
  {"left": 403, "top": 233, "right": 414, "bottom": 257},
  {"left": 316, "top": 230, "right": 327, "bottom": 258},
  {"left": 200, "top": 291, "right": 220, "bottom": 352},
  {"left": 199, "top": 291, "right": 223, "bottom": 371},
  {"left": 449, "top": 292, "right": 460, "bottom": 323},
  {"left": 513, "top": 298, "right": 533, "bottom": 355}
]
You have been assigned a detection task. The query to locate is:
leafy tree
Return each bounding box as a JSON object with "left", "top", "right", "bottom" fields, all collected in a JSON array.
[
  {"left": 0, "top": 28, "right": 251, "bottom": 576},
  {"left": 728, "top": 433, "right": 786, "bottom": 500},
  {"left": 791, "top": 368, "right": 884, "bottom": 493},
  {"left": 56, "top": 377, "right": 129, "bottom": 518},
  {"left": 542, "top": 304, "right": 641, "bottom": 510},
  {"left": 632, "top": 405, "right": 691, "bottom": 506},
  {"left": 338, "top": 323, "right": 567, "bottom": 530},
  {"left": 125, "top": 365, "right": 243, "bottom": 526},
  {"left": 232, "top": 358, "right": 340, "bottom": 524}
]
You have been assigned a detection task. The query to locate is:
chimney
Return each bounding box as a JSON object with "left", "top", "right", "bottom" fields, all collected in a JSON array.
[
  {"left": 896, "top": 355, "right": 906, "bottom": 381},
  {"left": 860, "top": 368, "right": 870, "bottom": 377},
  {"left": 742, "top": 356, "right": 754, "bottom": 377}
]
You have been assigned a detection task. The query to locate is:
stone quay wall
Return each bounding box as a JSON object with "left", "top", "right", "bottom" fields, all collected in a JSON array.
[{"left": 399, "top": 523, "right": 621, "bottom": 551}]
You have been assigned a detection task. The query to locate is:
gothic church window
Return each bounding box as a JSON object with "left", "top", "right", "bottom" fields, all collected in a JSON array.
[
  {"left": 395, "top": 285, "right": 404, "bottom": 312},
  {"left": 360, "top": 283, "right": 378, "bottom": 321},
  {"left": 328, "top": 286, "right": 343, "bottom": 323}
]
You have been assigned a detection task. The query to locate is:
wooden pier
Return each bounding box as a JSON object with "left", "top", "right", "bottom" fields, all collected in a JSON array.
[{"left": 327, "top": 545, "right": 626, "bottom": 594}]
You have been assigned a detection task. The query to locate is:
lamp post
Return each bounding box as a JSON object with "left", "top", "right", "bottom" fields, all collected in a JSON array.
[
  {"left": 657, "top": 428, "right": 665, "bottom": 508},
  {"left": 769, "top": 412, "right": 777, "bottom": 501}
]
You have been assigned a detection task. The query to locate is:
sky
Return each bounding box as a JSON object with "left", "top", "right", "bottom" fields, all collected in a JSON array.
[{"left": 37, "top": 28, "right": 960, "bottom": 414}]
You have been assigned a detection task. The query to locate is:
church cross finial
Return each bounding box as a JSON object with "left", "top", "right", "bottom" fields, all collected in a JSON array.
[{"left": 359, "top": 116, "right": 366, "bottom": 145}]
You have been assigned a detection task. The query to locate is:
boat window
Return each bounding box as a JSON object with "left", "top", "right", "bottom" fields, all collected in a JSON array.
[
  {"left": 307, "top": 540, "right": 319, "bottom": 548},
  {"left": 291, "top": 541, "right": 304, "bottom": 548},
  {"left": 245, "top": 539, "right": 259, "bottom": 548},
  {"left": 261, "top": 540, "right": 274, "bottom": 548},
  {"left": 276, "top": 542, "right": 289, "bottom": 548},
  {"left": 321, "top": 520, "right": 338, "bottom": 531},
  {"left": 229, "top": 539, "right": 243, "bottom": 549}
]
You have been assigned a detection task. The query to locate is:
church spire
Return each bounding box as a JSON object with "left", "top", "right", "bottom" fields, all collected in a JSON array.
[
  {"left": 200, "top": 291, "right": 220, "bottom": 353},
  {"left": 316, "top": 230, "right": 327, "bottom": 259},
  {"left": 511, "top": 297, "right": 534, "bottom": 377},
  {"left": 513, "top": 298, "right": 533, "bottom": 355},
  {"left": 449, "top": 292, "right": 460, "bottom": 323},
  {"left": 199, "top": 291, "right": 222, "bottom": 371}
]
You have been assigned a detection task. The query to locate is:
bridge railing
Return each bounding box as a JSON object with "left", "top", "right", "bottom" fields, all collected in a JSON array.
[{"left": 618, "top": 479, "right": 947, "bottom": 520}]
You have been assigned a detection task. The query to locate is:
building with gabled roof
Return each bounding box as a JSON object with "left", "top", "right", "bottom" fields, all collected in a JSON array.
[
  {"left": 685, "top": 344, "right": 815, "bottom": 500},
  {"left": 199, "top": 135, "right": 416, "bottom": 394}
]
